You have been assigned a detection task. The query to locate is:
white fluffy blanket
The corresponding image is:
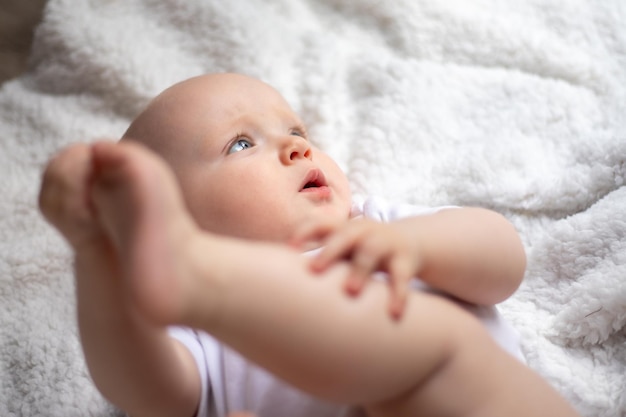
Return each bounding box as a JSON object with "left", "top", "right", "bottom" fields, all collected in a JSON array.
[{"left": 1, "top": 1, "right": 625, "bottom": 416}]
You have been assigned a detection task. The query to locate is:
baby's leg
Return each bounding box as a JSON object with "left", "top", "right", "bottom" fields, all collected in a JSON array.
[
  {"left": 91, "top": 141, "right": 579, "bottom": 417},
  {"left": 90, "top": 141, "right": 451, "bottom": 400},
  {"left": 90, "top": 140, "right": 204, "bottom": 326}
]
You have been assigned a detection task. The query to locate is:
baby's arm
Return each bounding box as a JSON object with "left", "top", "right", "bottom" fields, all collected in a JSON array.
[
  {"left": 39, "top": 144, "right": 201, "bottom": 417},
  {"left": 391, "top": 207, "right": 526, "bottom": 305},
  {"left": 297, "top": 208, "right": 526, "bottom": 308}
]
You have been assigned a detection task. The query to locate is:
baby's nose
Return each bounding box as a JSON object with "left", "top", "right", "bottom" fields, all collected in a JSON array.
[{"left": 280, "top": 136, "right": 312, "bottom": 164}]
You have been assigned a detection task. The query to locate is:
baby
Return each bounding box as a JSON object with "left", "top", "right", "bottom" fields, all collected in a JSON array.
[{"left": 38, "top": 73, "right": 580, "bottom": 417}]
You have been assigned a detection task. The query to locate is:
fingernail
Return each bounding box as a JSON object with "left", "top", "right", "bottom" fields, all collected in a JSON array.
[
  {"left": 310, "top": 259, "right": 323, "bottom": 272},
  {"left": 345, "top": 279, "right": 361, "bottom": 295},
  {"left": 390, "top": 306, "right": 402, "bottom": 321}
]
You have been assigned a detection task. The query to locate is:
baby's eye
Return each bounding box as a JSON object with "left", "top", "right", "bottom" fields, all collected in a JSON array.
[
  {"left": 290, "top": 129, "right": 307, "bottom": 139},
  {"left": 228, "top": 138, "right": 254, "bottom": 154}
]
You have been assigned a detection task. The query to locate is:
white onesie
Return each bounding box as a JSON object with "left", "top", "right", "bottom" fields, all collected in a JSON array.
[{"left": 169, "top": 197, "right": 525, "bottom": 417}]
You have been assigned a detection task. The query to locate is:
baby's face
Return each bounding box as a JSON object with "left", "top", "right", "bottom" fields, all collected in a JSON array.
[{"left": 124, "top": 73, "right": 352, "bottom": 243}]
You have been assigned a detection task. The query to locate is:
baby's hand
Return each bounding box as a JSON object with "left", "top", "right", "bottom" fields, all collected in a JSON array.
[{"left": 292, "top": 219, "right": 420, "bottom": 319}]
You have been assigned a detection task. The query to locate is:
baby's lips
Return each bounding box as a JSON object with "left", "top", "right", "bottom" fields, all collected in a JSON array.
[{"left": 299, "top": 168, "right": 327, "bottom": 191}]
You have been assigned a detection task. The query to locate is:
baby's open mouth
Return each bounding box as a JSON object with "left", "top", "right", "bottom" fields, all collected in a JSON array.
[
  {"left": 300, "top": 169, "right": 328, "bottom": 192},
  {"left": 303, "top": 181, "right": 320, "bottom": 189}
]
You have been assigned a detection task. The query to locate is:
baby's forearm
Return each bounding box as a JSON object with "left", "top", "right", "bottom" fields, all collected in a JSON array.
[
  {"left": 74, "top": 244, "right": 200, "bottom": 417},
  {"left": 395, "top": 207, "right": 526, "bottom": 305}
]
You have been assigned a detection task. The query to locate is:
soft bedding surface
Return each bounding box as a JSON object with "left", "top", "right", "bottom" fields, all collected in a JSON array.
[{"left": 1, "top": 1, "right": 625, "bottom": 416}]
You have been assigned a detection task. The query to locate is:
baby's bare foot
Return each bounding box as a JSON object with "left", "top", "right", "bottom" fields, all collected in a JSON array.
[
  {"left": 90, "top": 141, "right": 201, "bottom": 325},
  {"left": 39, "top": 143, "right": 105, "bottom": 250}
]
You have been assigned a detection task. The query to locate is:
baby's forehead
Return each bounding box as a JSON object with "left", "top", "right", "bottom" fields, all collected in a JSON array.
[
  {"left": 129, "top": 74, "right": 305, "bottom": 147},
  {"left": 167, "top": 73, "right": 287, "bottom": 103}
]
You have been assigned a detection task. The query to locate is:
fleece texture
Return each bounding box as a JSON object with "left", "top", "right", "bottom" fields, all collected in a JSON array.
[{"left": 0, "top": 1, "right": 624, "bottom": 416}]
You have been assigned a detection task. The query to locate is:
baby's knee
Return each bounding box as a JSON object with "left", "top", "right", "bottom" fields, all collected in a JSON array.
[{"left": 365, "top": 311, "right": 499, "bottom": 417}]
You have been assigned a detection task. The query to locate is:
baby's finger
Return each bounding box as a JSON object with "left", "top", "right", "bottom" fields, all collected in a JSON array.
[
  {"left": 345, "top": 248, "right": 380, "bottom": 296},
  {"left": 388, "top": 256, "right": 415, "bottom": 319},
  {"left": 290, "top": 220, "right": 336, "bottom": 248},
  {"left": 310, "top": 224, "right": 365, "bottom": 271},
  {"left": 312, "top": 222, "right": 370, "bottom": 271}
]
